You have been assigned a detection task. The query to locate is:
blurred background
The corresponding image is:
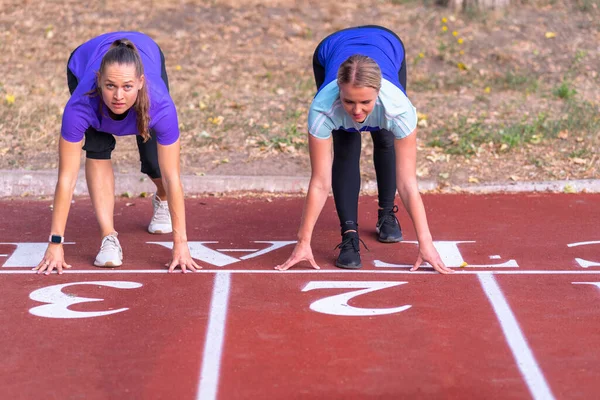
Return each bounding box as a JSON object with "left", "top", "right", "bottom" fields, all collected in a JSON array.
[{"left": 0, "top": 0, "right": 598, "bottom": 187}]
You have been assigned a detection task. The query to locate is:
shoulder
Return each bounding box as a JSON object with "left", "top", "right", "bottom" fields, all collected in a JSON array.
[
  {"left": 308, "top": 81, "right": 343, "bottom": 139},
  {"left": 378, "top": 79, "right": 417, "bottom": 139},
  {"left": 310, "top": 81, "right": 342, "bottom": 115}
]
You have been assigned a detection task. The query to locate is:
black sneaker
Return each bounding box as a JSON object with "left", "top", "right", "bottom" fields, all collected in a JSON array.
[
  {"left": 376, "top": 205, "right": 403, "bottom": 243},
  {"left": 334, "top": 231, "right": 368, "bottom": 269}
]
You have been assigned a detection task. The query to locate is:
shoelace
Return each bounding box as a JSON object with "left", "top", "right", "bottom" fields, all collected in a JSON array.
[
  {"left": 153, "top": 199, "right": 171, "bottom": 222},
  {"left": 100, "top": 235, "right": 120, "bottom": 253},
  {"left": 378, "top": 205, "right": 400, "bottom": 227},
  {"left": 334, "top": 234, "right": 369, "bottom": 252}
]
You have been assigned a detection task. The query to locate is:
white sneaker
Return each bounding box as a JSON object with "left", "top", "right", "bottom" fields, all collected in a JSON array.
[
  {"left": 94, "top": 233, "right": 123, "bottom": 267},
  {"left": 148, "top": 193, "right": 172, "bottom": 234}
]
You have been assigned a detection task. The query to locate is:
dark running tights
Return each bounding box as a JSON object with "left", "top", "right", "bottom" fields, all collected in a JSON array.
[{"left": 332, "top": 129, "right": 396, "bottom": 234}]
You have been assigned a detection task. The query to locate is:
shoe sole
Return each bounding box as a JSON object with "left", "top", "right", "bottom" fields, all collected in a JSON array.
[
  {"left": 94, "top": 261, "right": 122, "bottom": 268},
  {"left": 376, "top": 226, "right": 403, "bottom": 243},
  {"left": 148, "top": 229, "right": 173, "bottom": 234},
  {"left": 335, "top": 261, "right": 362, "bottom": 269}
]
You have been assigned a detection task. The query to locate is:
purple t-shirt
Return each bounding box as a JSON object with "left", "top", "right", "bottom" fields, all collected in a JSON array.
[{"left": 62, "top": 31, "right": 179, "bottom": 146}]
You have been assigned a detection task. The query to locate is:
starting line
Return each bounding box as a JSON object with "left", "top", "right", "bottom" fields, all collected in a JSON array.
[{"left": 1, "top": 269, "right": 600, "bottom": 275}]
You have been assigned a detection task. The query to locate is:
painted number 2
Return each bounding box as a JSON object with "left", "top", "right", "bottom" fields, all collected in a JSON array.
[
  {"left": 302, "top": 281, "right": 411, "bottom": 316},
  {"left": 29, "top": 281, "right": 143, "bottom": 319}
]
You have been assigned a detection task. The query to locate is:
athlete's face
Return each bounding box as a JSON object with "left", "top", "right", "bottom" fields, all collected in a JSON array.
[
  {"left": 100, "top": 63, "right": 144, "bottom": 116},
  {"left": 339, "top": 83, "right": 378, "bottom": 123}
]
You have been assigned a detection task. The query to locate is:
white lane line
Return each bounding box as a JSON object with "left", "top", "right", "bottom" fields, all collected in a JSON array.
[
  {"left": 2, "top": 269, "right": 600, "bottom": 275},
  {"left": 478, "top": 273, "right": 555, "bottom": 400},
  {"left": 0, "top": 254, "right": 7, "bottom": 257},
  {"left": 216, "top": 249, "right": 258, "bottom": 252},
  {"left": 197, "top": 272, "right": 231, "bottom": 400}
]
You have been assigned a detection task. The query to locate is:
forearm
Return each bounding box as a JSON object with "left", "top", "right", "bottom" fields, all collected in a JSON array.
[
  {"left": 297, "top": 178, "right": 330, "bottom": 244},
  {"left": 50, "top": 138, "right": 82, "bottom": 236},
  {"left": 163, "top": 174, "right": 187, "bottom": 244},
  {"left": 50, "top": 176, "right": 78, "bottom": 236},
  {"left": 397, "top": 181, "right": 432, "bottom": 244}
]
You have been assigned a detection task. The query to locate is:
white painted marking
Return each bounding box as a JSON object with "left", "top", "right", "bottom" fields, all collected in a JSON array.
[
  {"left": 572, "top": 282, "right": 600, "bottom": 290},
  {"left": 216, "top": 249, "right": 258, "bottom": 252},
  {"left": 0, "top": 254, "right": 7, "bottom": 257},
  {"left": 373, "top": 241, "right": 519, "bottom": 268},
  {"left": 3, "top": 270, "right": 600, "bottom": 275},
  {"left": 567, "top": 241, "right": 600, "bottom": 268},
  {"left": 302, "top": 281, "right": 410, "bottom": 316},
  {"left": 197, "top": 272, "right": 231, "bottom": 400},
  {"left": 148, "top": 241, "right": 240, "bottom": 267},
  {"left": 239, "top": 241, "right": 297, "bottom": 260},
  {"left": 490, "top": 255, "right": 502, "bottom": 260},
  {"left": 374, "top": 259, "right": 518, "bottom": 268},
  {"left": 29, "top": 281, "right": 143, "bottom": 319},
  {"left": 478, "top": 273, "right": 555, "bottom": 400},
  {"left": 0, "top": 242, "right": 75, "bottom": 267}
]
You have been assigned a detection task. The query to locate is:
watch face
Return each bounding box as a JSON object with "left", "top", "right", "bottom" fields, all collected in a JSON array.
[{"left": 50, "top": 235, "right": 63, "bottom": 244}]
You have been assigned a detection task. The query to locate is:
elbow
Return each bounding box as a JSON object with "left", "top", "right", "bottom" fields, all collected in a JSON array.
[
  {"left": 397, "top": 179, "right": 419, "bottom": 199},
  {"left": 309, "top": 175, "right": 331, "bottom": 193}
]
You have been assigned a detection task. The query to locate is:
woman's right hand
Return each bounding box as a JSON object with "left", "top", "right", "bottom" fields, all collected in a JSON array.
[
  {"left": 34, "top": 244, "right": 72, "bottom": 275},
  {"left": 275, "top": 241, "right": 320, "bottom": 271}
]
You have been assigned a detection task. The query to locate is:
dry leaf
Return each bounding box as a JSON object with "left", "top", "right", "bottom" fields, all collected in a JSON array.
[
  {"left": 558, "top": 130, "right": 569, "bottom": 140},
  {"left": 468, "top": 176, "right": 480, "bottom": 183},
  {"left": 545, "top": 32, "right": 556, "bottom": 39},
  {"left": 563, "top": 184, "right": 576, "bottom": 193}
]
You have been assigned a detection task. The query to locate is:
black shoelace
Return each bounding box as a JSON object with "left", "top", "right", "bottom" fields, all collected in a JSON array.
[
  {"left": 334, "top": 234, "right": 369, "bottom": 252},
  {"left": 378, "top": 204, "right": 400, "bottom": 227}
]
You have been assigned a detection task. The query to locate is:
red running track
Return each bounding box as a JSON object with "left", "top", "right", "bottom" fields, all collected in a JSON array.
[{"left": 0, "top": 193, "right": 599, "bottom": 399}]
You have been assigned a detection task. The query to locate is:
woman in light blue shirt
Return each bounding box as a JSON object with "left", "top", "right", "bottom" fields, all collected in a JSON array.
[{"left": 277, "top": 26, "right": 452, "bottom": 273}]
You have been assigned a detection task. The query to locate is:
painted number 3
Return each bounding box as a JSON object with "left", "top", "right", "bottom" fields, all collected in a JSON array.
[
  {"left": 29, "top": 281, "right": 143, "bottom": 319},
  {"left": 302, "top": 281, "right": 411, "bottom": 316}
]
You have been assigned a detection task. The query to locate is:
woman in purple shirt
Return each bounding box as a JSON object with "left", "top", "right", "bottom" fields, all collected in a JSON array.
[{"left": 35, "top": 32, "right": 200, "bottom": 274}]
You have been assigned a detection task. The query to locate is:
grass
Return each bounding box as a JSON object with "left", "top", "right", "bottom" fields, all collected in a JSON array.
[
  {"left": 427, "top": 98, "right": 600, "bottom": 156},
  {"left": 491, "top": 71, "right": 539, "bottom": 93},
  {"left": 553, "top": 81, "right": 577, "bottom": 100},
  {"left": 256, "top": 109, "right": 307, "bottom": 152}
]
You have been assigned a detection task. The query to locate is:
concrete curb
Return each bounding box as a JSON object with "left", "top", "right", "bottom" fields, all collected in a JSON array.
[{"left": 0, "top": 169, "right": 598, "bottom": 197}]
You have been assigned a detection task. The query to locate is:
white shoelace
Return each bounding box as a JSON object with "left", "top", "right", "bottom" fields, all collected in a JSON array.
[
  {"left": 100, "top": 235, "right": 121, "bottom": 253},
  {"left": 153, "top": 199, "right": 171, "bottom": 223}
]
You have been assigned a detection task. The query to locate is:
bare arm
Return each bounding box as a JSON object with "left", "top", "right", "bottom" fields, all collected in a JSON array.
[
  {"left": 275, "top": 134, "right": 332, "bottom": 270},
  {"left": 35, "top": 137, "right": 82, "bottom": 275},
  {"left": 157, "top": 139, "right": 200, "bottom": 272},
  {"left": 394, "top": 130, "right": 453, "bottom": 274}
]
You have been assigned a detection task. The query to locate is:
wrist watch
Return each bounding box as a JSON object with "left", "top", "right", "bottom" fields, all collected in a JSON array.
[{"left": 49, "top": 234, "right": 64, "bottom": 244}]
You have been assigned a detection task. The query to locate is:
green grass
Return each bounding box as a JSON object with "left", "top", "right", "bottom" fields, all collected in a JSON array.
[
  {"left": 427, "top": 98, "right": 600, "bottom": 156},
  {"left": 256, "top": 109, "right": 307, "bottom": 151},
  {"left": 553, "top": 81, "right": 577, "bottom": 100},
  {"left": 491, "top": 71, "right": 539, "bottom": 93}
]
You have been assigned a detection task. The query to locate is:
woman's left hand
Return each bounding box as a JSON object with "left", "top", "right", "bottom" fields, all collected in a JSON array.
[
  {"left": 167, "top": 242, "right": 201, "bottom": 273},
  {"left": 411, "top": 241, "right": 454, "bottom": 274}
]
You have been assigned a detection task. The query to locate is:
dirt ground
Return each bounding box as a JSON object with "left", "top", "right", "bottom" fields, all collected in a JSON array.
[{"left": 0, "top": 0, "right": 598, "bottom": 189}]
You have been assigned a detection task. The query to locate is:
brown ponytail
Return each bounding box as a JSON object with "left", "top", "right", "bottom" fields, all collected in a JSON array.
[
  {"left": 337, "top": 55, "right": 382, "bottom": 91},
  {"left": 95, "top": 39, "right": 151, "bottom": 142}
]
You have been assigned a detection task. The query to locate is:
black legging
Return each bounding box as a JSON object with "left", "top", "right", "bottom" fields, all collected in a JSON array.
[{"left": 312, "top": 26, "right": 407, "bottom": 233}]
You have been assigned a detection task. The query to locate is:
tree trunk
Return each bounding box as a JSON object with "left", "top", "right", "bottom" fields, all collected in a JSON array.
[{"left": 439, "top": 0, "right": 511, "bottom": 11}]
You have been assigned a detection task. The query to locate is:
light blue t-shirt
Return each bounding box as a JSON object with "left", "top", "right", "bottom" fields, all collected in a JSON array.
[
  {"left": 309, "top": 26, "right": 417, "bottom": 139},
  {"left": 308, "top": 79, "right": 417, "bottom": 139}
]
